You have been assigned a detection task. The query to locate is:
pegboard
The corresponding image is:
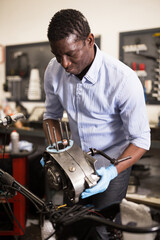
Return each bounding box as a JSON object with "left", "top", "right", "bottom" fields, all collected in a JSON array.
[
  {"left": 5, "top": 41, "right": 53, "bottom": 102},
  {"left": 119, "top": 28, "right": 160, "bottom": 104}
]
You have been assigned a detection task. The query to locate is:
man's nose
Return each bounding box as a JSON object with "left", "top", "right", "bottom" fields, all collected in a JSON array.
[{"left": 61, "top": 55, "right": 71, "bottom": 69}]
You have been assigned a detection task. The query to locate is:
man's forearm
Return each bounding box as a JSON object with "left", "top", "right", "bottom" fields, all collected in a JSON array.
[{"left": 116, "top": 143, "right": 147, "bottom": 174}]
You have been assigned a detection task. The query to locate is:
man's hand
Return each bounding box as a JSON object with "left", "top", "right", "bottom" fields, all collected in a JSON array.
[{"left": 81, "top": 165, "right": 118, "bottom": 199}]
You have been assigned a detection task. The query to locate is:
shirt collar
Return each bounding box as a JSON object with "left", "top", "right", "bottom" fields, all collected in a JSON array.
[{"left": 83, "top": 44, "right": 103, "bottom": 84}]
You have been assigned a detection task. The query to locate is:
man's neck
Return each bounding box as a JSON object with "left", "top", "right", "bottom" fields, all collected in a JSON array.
[
  {"left": 76, "top": 45, "right": 96, "bottom": 80},
  {"left": 76, "top": 64, "right": 92, "bottom": 80}
]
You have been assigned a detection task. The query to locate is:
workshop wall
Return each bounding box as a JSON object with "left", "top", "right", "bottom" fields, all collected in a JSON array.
[{"left": 0, "top": 0, "right": 160, "bottom": 122}]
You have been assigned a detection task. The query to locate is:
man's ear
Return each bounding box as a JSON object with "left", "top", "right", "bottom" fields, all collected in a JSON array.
[{"left": 87, "top": 33, "right": 95, "bottom": 47}]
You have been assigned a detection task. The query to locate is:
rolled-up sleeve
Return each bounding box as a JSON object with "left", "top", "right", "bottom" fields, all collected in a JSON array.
[
  {"left": 43, "top": 60, "right": 64, "bottom": 120},
  {"left": 118, "top": 72, "right": 151, "bottom": 150}
]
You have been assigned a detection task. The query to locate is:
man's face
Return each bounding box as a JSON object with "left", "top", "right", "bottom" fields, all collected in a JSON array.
[{"left": 50, "top": 33, "right": 95, "bottom": 76}]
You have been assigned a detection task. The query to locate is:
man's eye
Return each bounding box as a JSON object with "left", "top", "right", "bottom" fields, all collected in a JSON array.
[
  {"left": 66, "top": 53, "right": 72, "bottom": 57},
  {"left": 67, "top": 52, "right": 77, "bottom": 58}
]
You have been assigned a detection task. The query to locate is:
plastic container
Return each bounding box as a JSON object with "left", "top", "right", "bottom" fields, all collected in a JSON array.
[{"left": 11, "top": 130, "right": 19, "bottom": 153}]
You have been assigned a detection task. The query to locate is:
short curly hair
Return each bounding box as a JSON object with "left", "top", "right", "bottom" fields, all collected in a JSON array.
[{"left": 47, "top": 9, "right": 91, "bottom": 42}]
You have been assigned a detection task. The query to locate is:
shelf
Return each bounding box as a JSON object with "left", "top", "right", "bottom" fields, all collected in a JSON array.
[
  {"left": 135, "top": 70, "right": 147, "bottom": 77},
  {"left": 122, "top": 43, "right": 147, "bottom": 53}
]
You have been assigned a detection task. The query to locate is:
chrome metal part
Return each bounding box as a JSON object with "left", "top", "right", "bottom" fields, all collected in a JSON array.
[
  {"left": 59, "top": 119, "right": 64, "bottom": 141},
  {"left": 46, "top": 122, "right": 53, "bottom": 147},
  {"left": 64, "top": 121, "right": 70, "bottom": 146},
  {"left": 52, "top": 127, "right": 59, "bottom": 151},
  {"left": 43, "top": 119, "right": 99, "bottom": 204},
  {"left": 44, "top": 141, "right": 99, "bottom": 204}
]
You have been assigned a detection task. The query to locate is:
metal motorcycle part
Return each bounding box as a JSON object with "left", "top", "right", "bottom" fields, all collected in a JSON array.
[{"left": 44, "top": 141, "right": 99, "bottom": 204}]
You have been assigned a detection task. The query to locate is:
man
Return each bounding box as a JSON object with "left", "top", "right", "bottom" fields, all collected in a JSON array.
[{"left": 43, "top": 9, "right": 150, "bottom": 239}]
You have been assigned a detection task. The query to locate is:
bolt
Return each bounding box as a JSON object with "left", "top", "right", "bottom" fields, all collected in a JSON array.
[{"left": 69, "top": 166, "right": 76, "bottom": 172}]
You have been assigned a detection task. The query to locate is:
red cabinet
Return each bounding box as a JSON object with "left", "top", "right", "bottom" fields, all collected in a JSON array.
[{"left": 0, "top": 153, "right": 27, "bottom": 236}]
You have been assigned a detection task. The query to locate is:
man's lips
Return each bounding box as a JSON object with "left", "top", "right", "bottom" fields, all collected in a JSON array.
[{"left": 65, "top": 67, "right": 73, "bottom": 73}]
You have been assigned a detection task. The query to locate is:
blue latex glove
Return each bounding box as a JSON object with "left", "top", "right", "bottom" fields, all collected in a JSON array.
[
  {"left": 81, "top": 165, "right": 118, "bottom": 199},
  {"left": 40, "top": 157, "right": 45, "bottom": 167}
]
